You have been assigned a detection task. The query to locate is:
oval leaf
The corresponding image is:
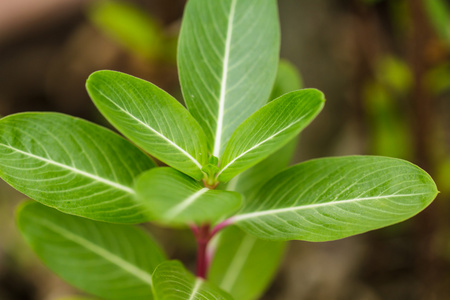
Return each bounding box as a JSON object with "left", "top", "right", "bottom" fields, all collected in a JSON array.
[
  {"left": 233, "top": 156, "right": 438, "bottom": 241},
  {"left": 136, "top": 168, "right": 242, "bottom": 226},
  {"left": 86, "top": 70, "right": 208, "bottom": 180},
  {"left": 208, "top": 226, "right": 285, "bottom": 300},
  {"left": 17, "top": 202, "right": 166, "bottom": 300},
  {"left": 178, "top": 0, "right": 280, "bottom": 156},
  {"left": 0, "top": 112, "right": 155, "bottom": 223},
  {"left": 217, "top": 89, "right": 325, "bottom": 182},
  {"left": 152, "top": 261, "right": 233, "bottom": 300}
]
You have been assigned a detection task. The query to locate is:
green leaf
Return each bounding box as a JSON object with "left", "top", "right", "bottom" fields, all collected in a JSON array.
[
  {"left": 208, "top": 226, "right": 285, "bottom": 300},
  {"left": 217, "top": 89, "right": 325, "bottom": 182},
  {"left": 0, "top": 112, "right": 155, "bottom": 223},
  {"left": 178, "top": 0, "right": 280, "bottom": 157},
  {"left": 17, "top": 202, "right": 166, "bottom": 300},
  {"left": 233, "top": 156, "right": 439, "bottom": 241},
  {"left": 225, "top": 140, "right": 296, "bottom": 197},
  {"left": 152, "top": 261, "right": 232, "bottom": 300},
  {"left": 87, "top": 1, "right": 165, "bottom": 60},
  {"left": 86, "top": 70, "right": 209, "bottom": 180},
  {"left": 226, "top": 59, "right": 302, "bottom": 196},
  {"left": 269, "top": 59, "right": 303, "bottom": 101},
  {"left": 135, "top": 168, "right": 242, "bottom": 226}
]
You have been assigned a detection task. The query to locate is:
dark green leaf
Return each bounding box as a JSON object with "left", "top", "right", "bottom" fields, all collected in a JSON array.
[{"left": 18, "top": 202, "right": 166, "bottom": 300}]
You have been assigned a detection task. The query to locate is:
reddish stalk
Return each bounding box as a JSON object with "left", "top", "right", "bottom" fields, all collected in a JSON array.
[{"left": 191, "top": 219, "right": 233, "bottom": 278}]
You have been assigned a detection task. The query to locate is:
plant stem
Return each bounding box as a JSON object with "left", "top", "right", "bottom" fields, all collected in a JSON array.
[
  {"left": 194, "top": 224, "right": 210, "bottom": 279},
  {"left": 191, "top": 218, "right": 233, "bottom": 278}
]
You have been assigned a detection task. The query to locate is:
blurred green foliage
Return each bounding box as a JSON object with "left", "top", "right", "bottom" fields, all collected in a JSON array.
[{"left": 87, "top": 1, "right": 177, "bottom": 62}]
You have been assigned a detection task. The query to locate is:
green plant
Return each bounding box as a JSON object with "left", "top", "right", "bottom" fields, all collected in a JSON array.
[{"left": 0, "top": 0, "right": 438, "bottom": 299}]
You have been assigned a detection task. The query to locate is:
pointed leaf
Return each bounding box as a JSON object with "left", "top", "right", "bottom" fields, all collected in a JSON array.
[
  {"left": 17, "top": 202, "right": 166, "bottom": 300},
  {"left": 0, "top": 112, "right": 155, "bottom": 223},
  {"left": 208, "top": 226, "right": 285, "bottom": 300},
  {"left": 152, "top": 261, "right": 233, "bottom": 300},
  {"left": 233, "top": 156, "right": 439, "bottom": 241},
  {"left": 217, "top": 89, "right": 325, "bottom": 182},
  {"left": 178, "top": 0, "right": 280, "bottom": 156},
  {"left": 86, "top": 70, "right": 208, "bottom": 180},
  {"left": 135, "top": 168, "right": 241, "bottom": 226},
  {"left": 226, "top": 60, "right": 302, "bottom": 196}
]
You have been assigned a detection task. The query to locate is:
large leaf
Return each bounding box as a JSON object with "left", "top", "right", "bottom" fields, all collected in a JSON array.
[
  {"left": 0, "top": 112, "right": 155, "bottom": 223},
  {"left": 135, "top": 168, "right": 242, "bottom": 226},
  {"left": 86, "top": 70, "right": 208, "bottom": 180},
  {"left": 217, "top": 89, "right": 325, "bottom": 182},
  {"left": 152, "top": 261, "right": 232, "bottom": 300},
  {"left": 233, "top": 156, "right": 439, "bottom": 241},
  {"left": 208, "top": 226, "right": 285, "bottom": 300},
  {"left": 18, "top": 202, "right": 166, "bottom": 300},
  {"left": 178, "top": 0, "right": 280, "bottom": 156}
]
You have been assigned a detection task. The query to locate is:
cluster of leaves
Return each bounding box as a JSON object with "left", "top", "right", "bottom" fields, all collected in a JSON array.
[{"left": 0, "top": 0, "right": 438, "bottom": 299}]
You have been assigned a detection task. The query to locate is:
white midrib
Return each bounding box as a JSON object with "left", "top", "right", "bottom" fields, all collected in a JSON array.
[
  {"left": 213, "top": 0, "right": 237, "bottom": 157},
  {"left": 1, "top": 144, "right": 134, "bottom": 194},
  {"left": 164, "top": 188, "right": 209, "bottom": 220},
  {"left": 220, "top": 235, "right": 256, "bottom": 291},
  {"left": 40, "top": 220, "right": 153, "bottom": 285},
  {"left": 217, "top": 119, "right": 302, "bottom": 178},
  {"left": 96, "top": 89, "right": 203, "bottom": 170},
  {"left": 188, "top": 278, "right": 204, "bottom": 300},
  {"left": 233, "top": 193, "right": 430, "bottom": 222}
]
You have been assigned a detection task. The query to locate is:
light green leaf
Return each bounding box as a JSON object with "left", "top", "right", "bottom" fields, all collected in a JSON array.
[
  {"left": 18, "top": 202, "right": 166, "bottom": 300},
  {"left": 208, "top": 226, "right": 285, "bottom": 300},
  {"left": 87, "top": 1, "right": 165, "bottom": 60},
  {"left": 178, "top": 0, "right": 280, "bottom": 156},
  {"left": 0, "top": 112, "right": 155, "bottom": 223},
  {"left": 135, "top": 168, "right": 241, "bottom": 226},
  {"left": 269, "top": 59, "right": 303, "bottom": 101},
  {"left": 217, "top": 89, "right": 325, "bottom": 182},
  {"left": 86, "top": 70, "right": 208, "bottom": 180},
  {"left": 226, "top": 59, "right": 302, "bottom": 196},
  {"left": 233, "top": 156, "right": 439, "bottom": 241},
  {"left": 152, "top": 261, "right": 233, "bottom": 300}
]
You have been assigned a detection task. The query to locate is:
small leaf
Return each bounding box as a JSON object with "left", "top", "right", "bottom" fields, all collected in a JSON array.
[
  {"left": 178, "top": 0, "right": 280, "bottom": 156},
  {"left": 17, "top": 202, "right": 166, "bottom": 300},
  {"left": 233, "top": 156, "right": 439, "bottom": 241},
  {"left": 217, "top": 89, "right": 325, "bottom": 182},
  {"left": 86, "top": 70, "right": 208, "bottom": 180},
  {"left": 226, "top": 60, "right": 302, "bottom": 196},
  {"left": 0, "top": 112, "right": 155, "bottom": 223},
  {"left": 208, "top": 226, "right": 285, "bottom": 300},
  {"left": 135, "top": 168, "right": 241, "bottom": 226},
  {"left": 152, "top": 261, "right": 233, "bottom": 300}
]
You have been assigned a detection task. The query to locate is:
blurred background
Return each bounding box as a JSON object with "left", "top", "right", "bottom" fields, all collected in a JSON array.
[{"left": 0, "top": 0, "right": 449, "bottom": 299}]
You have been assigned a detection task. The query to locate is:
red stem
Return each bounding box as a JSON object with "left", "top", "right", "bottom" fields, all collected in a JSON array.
[{"left": 192, "top": 219, "right": 233, "bottom": 278}]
